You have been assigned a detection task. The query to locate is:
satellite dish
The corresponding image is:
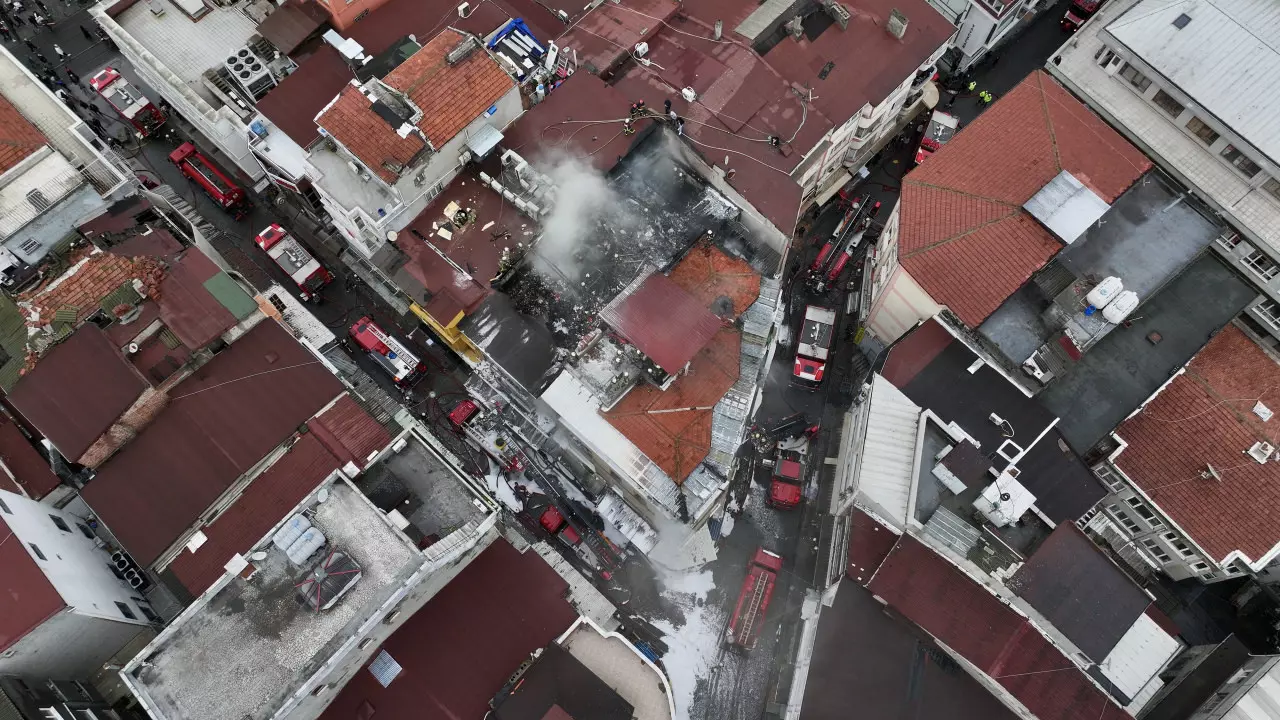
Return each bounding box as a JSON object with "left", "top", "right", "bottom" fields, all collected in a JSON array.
[
  {"left": 127, "top": 342, "right": 140, "bottom": 354},
  {"left": 999, "top": 492, "right": 1011, "bottom": 502},
  {"left": 386, "top": 230, "right": 397, "bottom": 242},
  {"left": 316, "top": 488, "right": 330, "bottom": 503}
]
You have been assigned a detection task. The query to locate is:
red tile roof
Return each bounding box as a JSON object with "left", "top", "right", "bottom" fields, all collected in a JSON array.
[
  {"left": 667, "top": 241, "right": 761, "bottom": 318},
  {"left": 1114, "top": 325, "right": 1280, "bottom": 564},
  {"left": 899, "top": 71, "right": 1151, "bottom": 327},
  {"left": 168, "top": 432, "right": 341, "bottom": 595},
  {"left": 316, "top": 84, "right": 427, "bottom": 184},
  {"left": 604, "top": 326, "right": 740, "bottom": 482},
  {"left": 307, "top": 394, "right": 392, "bottom": 470},
  {"left": 19, "top": 250, "right": 165, "bottom": 327},
  {"left": 157, "top": 248, "right": 238, "bottom": 350},
  {"left": 0, "top": 416, "right": 60, "bottom": 500},
  {"left": 600, "top": 273, "right": 723, "bottom": 374},
  {"left": 761, "top": 0, "right": 954, "bottom": 124},
  {"left": 0, "top": 514, "right": 65, "bottom": 654},
  {"left": 82, "top": 320, "right": 343, "bottom": 565},
  {"left": 0, "top": 94, "right": 46, "bottom": 175},
  {"left": 257, "top": 45, "right": 353, "bottom": 148},
  {"left": 866, "top": 535, "right": 1128, "bottom": 720},
  {"left": 846, "top": 508, "right": 899, "bottom": 583},
  {"left": 8, "top": 326, "right": 148, "bottom": 462},
  {"left": 318, "top": 538, "right": 578, "bottom": 720},
  {"left": 382, "top": 30, "right": 515, "bottom": 148}
]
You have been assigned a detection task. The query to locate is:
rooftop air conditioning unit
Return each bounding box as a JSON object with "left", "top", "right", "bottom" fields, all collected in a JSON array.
[
  {"left": 1247, "top": 441, "right": 1274, "bottom": 464},
  {"left": 224, "top": 46, "right": 276, "bottom": 101}
]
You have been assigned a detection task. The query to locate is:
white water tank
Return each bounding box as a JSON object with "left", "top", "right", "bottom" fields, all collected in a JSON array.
[
  {"left": 1086, "top": 276, "right": 1123, "bottom": 309},
  {"left": 1102, "top": 290, "right": 1139, "bottom": 324}
]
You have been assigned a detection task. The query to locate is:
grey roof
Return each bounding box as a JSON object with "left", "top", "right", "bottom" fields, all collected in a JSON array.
[
  {"left": 1141, "top": 635, "right": 1249, "bottom": 720},
  {"left": 1007, "top": 525, "right": 1151, "bottom": 662},
  {"left": 1023, "top": 170, "right": 1110, "bottom": 245},
  {"left": 1105, "top": 0, "right": 1280, "bottom": 163}
]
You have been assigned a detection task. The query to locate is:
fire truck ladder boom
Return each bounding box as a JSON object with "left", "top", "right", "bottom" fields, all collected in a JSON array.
[
  {"left": 814, "top": 195, "right": 872, "bottom": 275},
  {"left": 737, "top": 573, "right": 769, "bottom": 643}
]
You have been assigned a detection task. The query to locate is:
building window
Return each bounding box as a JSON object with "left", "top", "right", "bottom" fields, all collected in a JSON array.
[
  {"left": 1095, "top": 48, "right": 1116, "bottom": 68},
  {"left": 114, "top": 602, "right": 137, "bottom": 620},
  {"left": 1221, "top": 145, "right": 1262, "bottom": 178},
  {"left": 0, "top": 496, "right": 9, "bottom": 514},
  {"left": 1242, "top": 249, "right": 1280, "bottom": 281},
  {"left": 1108, "top": 505, "right": 1141, "bottom": 534},
  {"left": 138, "top": 605, "right": 160, "bottom": 623},
  {"left": 1142, "top": 538, "right": 1172, "bottom": 563},
  {"left": 1118, "top": 63, "right": 1152, "bottom": 91},
  {"left": 1191, "top": 561, "right": 1210, "bottom": 571},
  {"left": 49, "top": 514, "right": 71, "bottom": 533},
  {"left": 1125, "top": 496, "right": 1163, "bottom": 527},
  {"left": 1226, "top": 564, "right": 1243, "bottom": 575},
  {"left": 1263, "top": 178, "right": 1280, "bottom": 202},
  {"left": 1217, "top": 231, "right": 1245, "bottom": 252},
  {"left": 1186, "top": 116, "right": 1220, "bottom": 145},
  {"left": 18, "top": 238, "right": 39, "bottom": 255},
  {"left": 29, "top": 543, "right": 46, "bottom": 561},
  {"left": 25, "top": 189, "right": 50, "bottom": 212},
  {"left": 1256, "top": 301, "right": 1280, "bottom": 329},
  {"left": 77, "top": 523, "right": 94, "bottom": 539},
  {"left": 1151, "top": 90, "right": 1184, "bottom": 117},
  {"left": 1092, "top": 464, "right": 1124, "bottom": 491}
]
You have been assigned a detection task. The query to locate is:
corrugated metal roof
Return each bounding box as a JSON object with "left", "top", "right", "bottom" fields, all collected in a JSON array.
[
  {"left": 1106, "top": 0, "right": 1280, "bottom": 163},
  {"left": 0, "top": 417, "right": 61, "bottom": 499},
  {"left": 1023, "top": 170, "right": 1111, "bottom": 245},
  {"left": 0, "top": 294, "right": 27, "bottom": 393},
  {"left": 7, "top": 325, "right": 147, "bottom": 461},
  {"left": 81, "top": 320, "right": 343, "bottom": 565},
  {"left": 308, "top": 393, "right": 392, "bottom": 469},
  {"left": 855, "top": 375, "right": 922, "bottom": 528},
  {"left": 1097, "top": 613, "right": 1181, "bottom": 698},
  {"left": 599, "top": 272, "right": 722, "bottom": 375}
]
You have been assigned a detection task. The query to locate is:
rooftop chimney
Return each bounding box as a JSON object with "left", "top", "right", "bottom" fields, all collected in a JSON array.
[
  {"left": 821, "top": 0, "right": 850, "bottom": 30},
  {"left": 786, "top": 15, "right": 804, "bottom": 40},
  {"left": 886, "top": 9, "right": 908, "bottom": 39},
  {"left": 446, "top": 36, "right": 480, "bottom": 65}
]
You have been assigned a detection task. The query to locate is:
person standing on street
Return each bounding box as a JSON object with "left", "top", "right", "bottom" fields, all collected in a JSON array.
[
  {"left": 79, "top": 24, "right": 92, "bottom": 40},
  {"left": 33, "top": 50, "right": 47, "bottom": 64},
  {"left": 64, "top": 66, "right": 78, "bottom": 83},
  {"left": 53, "top": 42, "right": 64, "bottom": 59}
]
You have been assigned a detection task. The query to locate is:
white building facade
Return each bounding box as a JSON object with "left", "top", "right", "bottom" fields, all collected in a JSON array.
[{"left": 0, "top": 489, "right": 155, "bottom": 678}]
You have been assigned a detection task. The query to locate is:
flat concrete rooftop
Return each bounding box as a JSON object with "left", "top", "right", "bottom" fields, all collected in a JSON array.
[
  {"left": 125, "top": 480, "right": 420, "bottom": 720},
  {"left": 116, "top": 0, "right": 259, "bottom": 105}
]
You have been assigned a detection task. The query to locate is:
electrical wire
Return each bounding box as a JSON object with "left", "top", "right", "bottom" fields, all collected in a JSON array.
[
  {"left": 606, "top": 3, "right": 738, "bottom": 44},
  {"left": 169, "top": 361, "right": 321, "bottom": 399}
]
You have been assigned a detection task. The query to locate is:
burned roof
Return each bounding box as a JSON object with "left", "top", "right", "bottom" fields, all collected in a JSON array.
[
  {"left": 316, "top": 83, "right": 426, "bottom": 184},
  {"left": 0, "top": 93, "right": 46, "bottom": 175},
  {"left": 318, "top": 539, "right": 578, "bottom": 720},
  {"left": 882, "top": 319, "right": 1106, "bottom": 523},
  {"left": 898, "top": 72, "right": 1151, "bottom": 327},
  {"left": 492, "top": 643, "right": 633, "bottom": 720},
  {"left": 82, "top": 320, "right": 343, "bottom": 565},
  {"left": 1007, "top": 525, "right": 1152, "bottom": 662},
  {"left": 8, "top": 325, "right": 147, "bottom": 462},
  {"left": 1114, "top": 324, "right": 1280, "bottom": 564},
  {"left": 600, "top": 272, "right": 722, "bottom": 374},
  {"left": 382, "top": 29, "right": 515, "bottom": 148}
]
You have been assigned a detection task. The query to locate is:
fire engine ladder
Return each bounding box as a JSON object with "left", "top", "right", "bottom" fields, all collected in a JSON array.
[{"left": 737, "top": 575, "right": 768, "bottom": 642}]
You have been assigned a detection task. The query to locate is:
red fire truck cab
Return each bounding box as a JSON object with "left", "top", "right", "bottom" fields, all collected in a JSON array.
[
  {"left": 726, "top": 548, "right": 783, "bottom": 651},
  {"left": 1062, "top": 0, "right": 1102, "bottom": 31},
  {"left": 349, "top": 317, "right": 427, "bottom": 387},
  {"left": 89, "top": 68, "right": 166, "bottom": 138},
  {"left": 767, "top": 450, "right": 805, "bottom": 510},
  {"left": 168, "top": 142, "right": 249, "bottom": 219},
  {"left": 539, "top": 506, "right": 582, "bottom": 546},
  {"left": 915, "top": 110, "right": 959, "bottom": 164},
  {"left": 793, "top": 305, "right": 837, "bottom": 387},
  {"left": 254, "top": 224, "right": 333, "bottom": 302}
]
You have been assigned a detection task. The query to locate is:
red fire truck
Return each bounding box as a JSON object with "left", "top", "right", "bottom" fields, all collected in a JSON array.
[
  {"left": 793, "top": 305, "right": 837, "bottom": 387},
  {"left": 168, "top": 142, "right": 249, "bottom": 219},
  {"left": 767, "top": 448, "right": 805, "bottom": 510},
  {"left": 1062, "top": 0, "right": 1103, "bottom": 31},
  {"left": 88, "top": 68, "right": 166, "bottom": 138},
  {"left": 254, "top": 224, "right": 333, "bottom": 302},
  {"left": 726, "top": 548, "right": 783, "bottom": 651},
  {"left": 349, "top": 316, "right": 427, "bottom": 387}
]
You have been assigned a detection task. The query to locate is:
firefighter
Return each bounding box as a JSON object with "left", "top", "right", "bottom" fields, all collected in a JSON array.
[
  {"left": 967, "top": 80, "right": 976, "bottom": 92},
  {"left": 979, "top": 90, "right": 994, "bottom": 105},
  {"left": 622, "top": 118, "right": 634, "bottom": 136},
  {"left": 629, "top": 99, "right": 646, "bottom": 117}
]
